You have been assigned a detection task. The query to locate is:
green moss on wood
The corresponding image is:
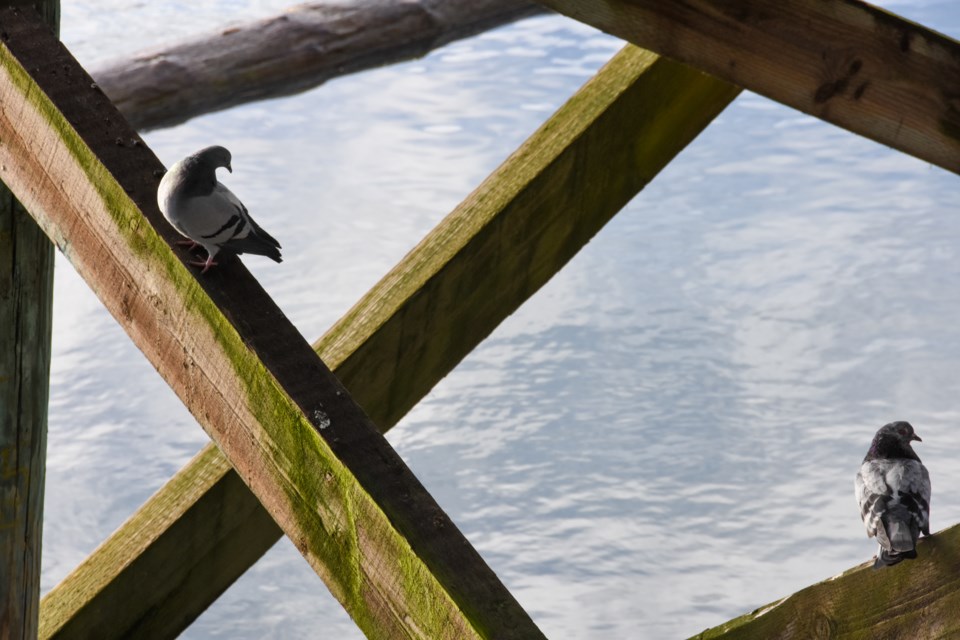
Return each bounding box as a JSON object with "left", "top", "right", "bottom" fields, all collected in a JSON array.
[{"left": 691, "top": 526, "right": 960, "bottom": 639}]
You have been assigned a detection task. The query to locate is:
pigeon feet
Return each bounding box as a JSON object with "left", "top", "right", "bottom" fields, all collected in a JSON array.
[
  {"left": 188, "top": 258, "right": 219, "bottom": 273},
  {"left": 176, "top": 239, "right": 201, "bottom": 250}
]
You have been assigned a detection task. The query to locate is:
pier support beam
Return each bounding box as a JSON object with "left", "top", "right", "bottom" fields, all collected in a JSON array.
[
  {"left": 535, "top": 0, "right": 960, "bottom": 175},
  {"left": 693, "top": 524, "right": 960, "bottom": 639},
  {"left": 0, "top": 2, "right": 56, "bottom": 639}
]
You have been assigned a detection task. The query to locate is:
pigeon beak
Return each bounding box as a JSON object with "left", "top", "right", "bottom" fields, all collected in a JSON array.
[
  {"left": 911, "top": 433, "right": 922, "bottom": 442},
  {"left": 226, "top": 163, "right": 233, "bottom": 173}
]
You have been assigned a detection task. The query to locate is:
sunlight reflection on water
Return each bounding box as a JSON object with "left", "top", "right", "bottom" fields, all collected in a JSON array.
[{"left": 42, "top": 2, "right": 960, "bottom": 638}]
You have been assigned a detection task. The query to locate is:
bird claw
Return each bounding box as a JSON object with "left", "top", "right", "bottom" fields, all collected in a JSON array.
[
  {"left": 188, "top": 258, "right": 218, "bottom": 273},
  {"left": 176, "top": 239, "right": 201, "bottom": 250}
]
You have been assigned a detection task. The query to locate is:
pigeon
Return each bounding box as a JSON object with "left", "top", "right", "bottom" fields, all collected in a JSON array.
[
  {"left": 855, "top": 420, "right": 931, "bottom": 569},
  {"left": 157, "top": 145, "right": 281, "bottom": 273}
]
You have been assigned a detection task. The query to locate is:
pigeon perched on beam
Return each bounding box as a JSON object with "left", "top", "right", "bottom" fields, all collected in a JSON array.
[
  {"left": 855, "top": 421, "right": 931, "bottom": 569},
  {"left": 157, "top": 145, "right": 282, "bottom": 273}
]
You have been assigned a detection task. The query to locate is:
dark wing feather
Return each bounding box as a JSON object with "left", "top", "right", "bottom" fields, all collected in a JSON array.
[{"left": 213, "top": 184, "right": 282, "bottom": 262}]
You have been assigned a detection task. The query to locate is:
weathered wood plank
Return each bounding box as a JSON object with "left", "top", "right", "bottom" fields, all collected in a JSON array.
[
  {"left": 534, "top": 0, "right": 960, "bottom": 175},
  {"left": 40, "top": 445, "right": 281, "bottom": 639},
  {"left": 0, "top": 174, "right": 55, "bottom": 640},
  {"left": 40, "top": 43, "right": 740, "bottom": 639},
  {"left": 0, "top": 7, "right": 541, "bottom": 639},
  {"left": 93, "top": 0, "right": 546, "bottom": 131},
  {"left": 692, "top": 525, "right": 960, "bottom": 639},
  {"left": 0, "top": 3, "right": 57, "bottom": 639}
]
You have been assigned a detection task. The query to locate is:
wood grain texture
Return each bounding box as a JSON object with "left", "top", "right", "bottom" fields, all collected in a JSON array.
[
  {"left": 0, "top": 178, "right": 54, "bottom": 640},
  {"left": 92, "top": 0, "right": 546, "bottom": 131},
  {"left": 534, "top": 0, "right": 960, "bottom": 174},
  {"left": 692, "top": 525, "right": 960, "bottom": 639},
  {"left": 0, "top": 7, "right": 541, "bottom": 639},
  {"left": 39, "top": 44, "right": 739, "bottom": 639},
  {"left": 39, "top": 446, "right": 281, "bottom": 639},
  {"left": 0, "top": 3, "right": 56, "bottom": 639}
]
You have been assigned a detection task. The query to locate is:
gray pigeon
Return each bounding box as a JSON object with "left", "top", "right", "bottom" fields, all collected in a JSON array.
[
  {"left": 855, "top": 421, "right": 931, "bottom": 568},
  {"left": 157, "top": 145, "right": 281, "bottom": 273}
]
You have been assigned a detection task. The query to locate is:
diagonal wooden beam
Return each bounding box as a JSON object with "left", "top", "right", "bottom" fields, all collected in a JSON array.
[
  {"left": 692, "top": 524, "right": 960, "bottom": 638},
  {"left": 534, "top": 0, "right": 960, "bottom": 175},
  {"left": 39, "top": 42, "right": 741, "bottom": 640},
  {"left": 0, "top": 7, "right": 543, "bottom": 639}
]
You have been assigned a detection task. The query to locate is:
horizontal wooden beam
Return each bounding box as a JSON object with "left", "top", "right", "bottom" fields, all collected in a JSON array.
[
  {"left": 535, "top": 0, "right": 960, "bottom": 174},
  {"left": 94, "top": 0, "right": 546, "bottom": 130},
  {"left": 693, "top": 524, "right": 960, "bottom": 638},
  {"left": 0, "top": 6, "right": 542, "bottom": 639},
  {"left": 39, "top": 42, "right": 741, "bottom": 639}
]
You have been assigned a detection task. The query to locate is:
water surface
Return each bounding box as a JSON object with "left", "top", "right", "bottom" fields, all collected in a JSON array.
[{"left": 43, "top": 2, "right": 960, "bottom": 637}]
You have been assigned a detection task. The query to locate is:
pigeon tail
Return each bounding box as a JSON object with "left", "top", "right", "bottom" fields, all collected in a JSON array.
[
  {"left": 222, "top": 234, "right": 283, "bottom": 263},
  {"left": 885, "top": 518, "right": 916, "bottom": 553},
  {"left": 873, "top": 512, "right": 920, "bottom": 569}
]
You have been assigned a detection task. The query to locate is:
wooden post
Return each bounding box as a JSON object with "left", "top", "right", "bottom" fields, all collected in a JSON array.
[
  {"left": 0, "top": 3, "right": 56, "bottom": 639},
  {"left": 534, "top": 0, "right": 960, "bottom": 175},
  {"left": 0, "top": 8, "right": 542, "bottom": 638},
  {"left": 39, "top": 44, "right": 739, "bottom": 639}
]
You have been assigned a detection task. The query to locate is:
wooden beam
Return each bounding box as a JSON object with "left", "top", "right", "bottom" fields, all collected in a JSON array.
[
  {"left": 534, "top": 0, "right": 960, "bottom": 175},
  {"left": 0, "top": 3, "right": 56, "bottom": 639},
  {"left": 693, "top": 525, "right": 960, "bottom": 638},
  {"left": 0, "top": 169, "right": 54, "bottom": 640},
  {"left": 39, "top": 43, "right": 741, "bottom": 639},
  {"left": 0, "top": 7, "right": 541, "bottom": 639},
  {"left": 41, "top": 445, "right": 281, "bottom": 639},
  {"left": 93, "top": 0, "right": 546, "bottom": 131}
]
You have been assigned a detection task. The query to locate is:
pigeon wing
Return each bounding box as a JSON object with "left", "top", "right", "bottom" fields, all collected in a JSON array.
[
  {"left": 857, "top": 458, "right": 931, "bottom": 547},
  {"left": 855, "top": 460, "right": 888, "bottom": 540},
  {"left": 214, "top": 184, "right": 282, "bottom": 262},
  {"left": 169, "top": 185, "right": 244, "bottom": 246},
  {"left": 898, "top": 460, "right": 931, "bottom": 537}
]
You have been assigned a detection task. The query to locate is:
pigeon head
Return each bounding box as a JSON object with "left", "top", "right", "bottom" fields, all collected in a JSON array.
[
  {"left": 865, "top": 420, "right": 923, "bottom": 462},
  {"left": 173, "top": 146, "right": 233, "bottom": 198},
  {"left": 194, "top": 145, "right": 233, "bottom": 173}
]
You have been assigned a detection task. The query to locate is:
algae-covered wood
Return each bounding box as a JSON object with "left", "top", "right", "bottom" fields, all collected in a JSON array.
[
  {"left": 0, "top": 7, "right": 541, "bottom": 639},
  {"left": 40, "top": 44, "right": 739, "bottom": 639},
  {"left": 692, "top": 526, "right": 960, "bottom": 639},
  {"left": 535, "top": 0, "right": 960, "bottom": 175},
  {"left": 93, "top": 0, "right": 545, "bottom": 131},
  {"left": 0, "top": 3, "right": 56, "bottom": 639},
  {"left": 39, "top": 446, "right": 280, "bottom": 639}
]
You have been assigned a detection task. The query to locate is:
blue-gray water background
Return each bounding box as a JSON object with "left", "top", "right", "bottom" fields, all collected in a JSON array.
[{"left": 44, "top": 2, "right": 960, "bottom": 637}]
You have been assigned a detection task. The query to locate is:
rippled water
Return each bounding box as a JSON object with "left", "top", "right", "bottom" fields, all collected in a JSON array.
[{"left": 42, "top": 2, "right": 960, "bottom": 638}]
